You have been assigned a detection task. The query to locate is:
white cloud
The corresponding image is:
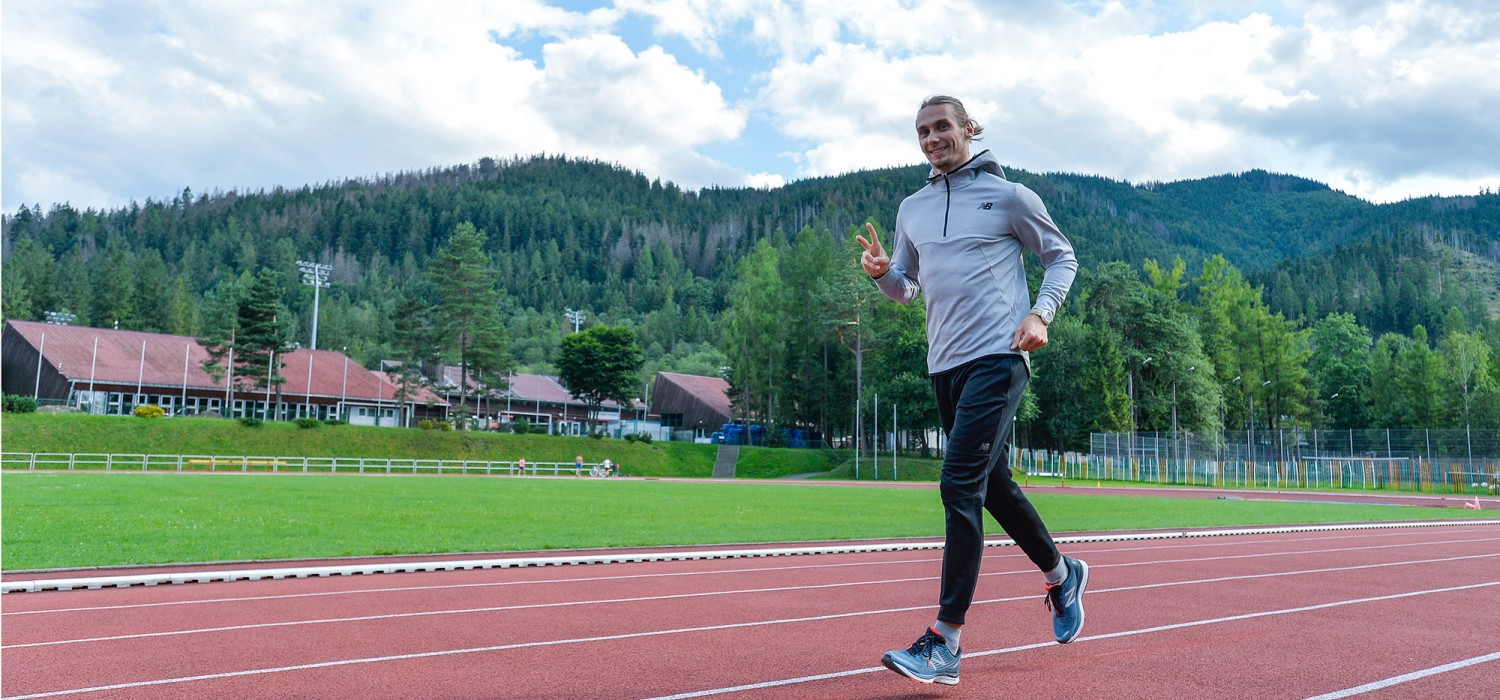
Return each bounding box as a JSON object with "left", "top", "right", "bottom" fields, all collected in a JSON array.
[
  {"left": 745, "top": 172, "right": 785, "bottom": 189},
  {"left": 743, "top": 0, "right": 1500, "bottom": 200},
  {"left": 3, "top": 0, "right": 1497, "bottom": 211},
  {"left": 1, "top": 0, "right": 745, "bottom": 209},
  {"left": 535, "top": 34, "right": 745, "bottom": 151}
]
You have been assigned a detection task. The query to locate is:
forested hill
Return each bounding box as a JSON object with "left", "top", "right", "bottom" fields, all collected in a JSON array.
[{"left": 2, "top": 154, "right": 1497, "bottom": 371}]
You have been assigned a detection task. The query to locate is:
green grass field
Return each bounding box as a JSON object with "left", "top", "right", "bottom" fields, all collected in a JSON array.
[
  {"left": 2, "top": 471, "right": 1488, "bottom": 571},
  {"left": 1, "top": 413, "right": 735, "bottom": 477}
]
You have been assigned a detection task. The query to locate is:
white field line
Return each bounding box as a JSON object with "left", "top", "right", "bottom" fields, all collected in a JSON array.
[
  {"left": 1300, "top": 651, "right": 1500, "bottom": 699},
  {"left": 5, "top": 520, "right": 1497, "bottom": 594},
  {"left": 7, "top": 549, "right": 1497, "bottom": 650},
  {"left": 7, "top": 530, "right": 1498, "bottom": 621},
  {"left": 9, "top": 578, "right": 1498, "bottom": 700}
]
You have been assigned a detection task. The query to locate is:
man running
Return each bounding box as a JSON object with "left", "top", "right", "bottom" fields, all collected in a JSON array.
[{"left": 859, "top": 94, "right": 1087, "bottom": 686}]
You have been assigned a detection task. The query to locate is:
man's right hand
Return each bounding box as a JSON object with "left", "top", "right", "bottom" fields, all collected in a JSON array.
[{"left": 856, "top": 222, "right": 890, "bottom": 278}]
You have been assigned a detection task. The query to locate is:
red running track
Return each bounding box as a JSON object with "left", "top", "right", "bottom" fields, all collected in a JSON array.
[{"left": 3, "top": 522, "right": 1499, "bottom": 699}]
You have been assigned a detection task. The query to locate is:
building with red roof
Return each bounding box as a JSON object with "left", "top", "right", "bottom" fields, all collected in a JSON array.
[
  {"left": 432, "top": 366, "right": 630, "bottom": 435},
  {"left": 1, "top": 320, "right": 446, "bottom": 427}
]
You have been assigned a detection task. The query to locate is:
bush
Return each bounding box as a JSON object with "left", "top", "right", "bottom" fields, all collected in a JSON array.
[
  {"left": 322, "top": 418, "right": 345, "bottom": 426},
  {"left": 418, "top": 419, "right": 453, "bottom": 431},
  {"left": 132, "top": 404, "right": 166, "bottom": 419},
  {"left": 3, "top": 394, "right": 39, "bottom": 413},
  {"left": 239, "top": 417, "right": 263, "bottom": 427},
  {"left": 511, "top": 418, "right": 530, "bottom": 435},
  {"left": 633, "top": 432, "right": 653, "bottom": 445},
  {"left": 293, "top": 417, "right": 321, "bottom": 429}
]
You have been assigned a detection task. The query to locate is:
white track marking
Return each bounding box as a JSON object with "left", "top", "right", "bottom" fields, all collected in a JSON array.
[
  {"left": 646, "top": 582, "right": 1500, "bottom": 700},
  {"left": 11, "top": 580, "right": 1497, "bottom": 700},
  {"left": 9, "top": 530, "right": 1492, "bottom": 617},
  {"left": 8, "top": 551, "right": 1497, "bottom": 650},
  {"left": 8, "top": 526, "right": 1497, "bottom": 616},
  {"left": 6, "top": 520, "right": 1495, "bottom": 593},
  {"left": 1300, "top": 651, "right": 1500, "bottom": 699}
]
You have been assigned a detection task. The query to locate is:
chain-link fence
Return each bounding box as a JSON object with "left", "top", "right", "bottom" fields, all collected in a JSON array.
[{"left": 1085, "top": 428, "right": 1500, "bottom": 494}]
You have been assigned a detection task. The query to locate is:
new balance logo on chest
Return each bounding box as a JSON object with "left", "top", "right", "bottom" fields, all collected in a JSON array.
[{"left": 977, "top": 202, "right": 994, "bottom": 210}]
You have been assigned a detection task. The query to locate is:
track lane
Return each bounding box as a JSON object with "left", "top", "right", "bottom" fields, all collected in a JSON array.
[{"left": 3, "top": 524, "right": 1497, "bottom": 699}]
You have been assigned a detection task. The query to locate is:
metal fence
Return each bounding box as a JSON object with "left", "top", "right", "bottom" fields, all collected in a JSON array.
[
  {"left": 1082, "top": 428, "right": 1500, "bottom": 494},
  {"left": 0, "top": 452, "right": 612, "bottom": 478}
]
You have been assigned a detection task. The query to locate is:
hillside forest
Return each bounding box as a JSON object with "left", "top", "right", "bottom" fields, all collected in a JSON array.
[{"left": 3, "top": 155, "right": 1499, "bottom": 450}]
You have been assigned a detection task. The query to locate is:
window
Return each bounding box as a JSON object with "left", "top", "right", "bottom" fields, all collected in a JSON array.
[{"left": 662, "top": 413, "right": 684, "bottom": 428}]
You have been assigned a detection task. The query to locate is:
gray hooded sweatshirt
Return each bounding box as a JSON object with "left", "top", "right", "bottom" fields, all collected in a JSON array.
[{"left": 873, "top": 149, "right": 1078, "bottom": 375}]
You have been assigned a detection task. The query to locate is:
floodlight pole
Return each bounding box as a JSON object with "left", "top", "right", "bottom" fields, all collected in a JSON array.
[{"left": 297, "top": 260, "right": 332, "bottom": 350}]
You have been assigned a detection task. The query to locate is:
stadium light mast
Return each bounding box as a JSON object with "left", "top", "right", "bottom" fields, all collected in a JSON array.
[{"left": 297, "top": 260, "right": 332, "bottom": 350}]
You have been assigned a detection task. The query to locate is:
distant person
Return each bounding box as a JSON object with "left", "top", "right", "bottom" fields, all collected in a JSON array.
[
  {"left": 576, "top": 455, "right": 584, "bottom": 474},
  {"left": 516, "top": 457, "right": 526, "bottom": 475},
  {"left": 858, "top": 95, "right": 1087, "bottom": 686}
]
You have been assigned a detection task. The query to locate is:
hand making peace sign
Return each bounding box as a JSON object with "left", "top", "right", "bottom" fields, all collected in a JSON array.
[{"left": 856, "top": 222, "right": 890, "bottom": 278}]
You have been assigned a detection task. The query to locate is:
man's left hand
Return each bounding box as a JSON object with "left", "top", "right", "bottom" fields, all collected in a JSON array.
[{"left": 1011, "top": 313, "right": 1049, "bottom": 352}]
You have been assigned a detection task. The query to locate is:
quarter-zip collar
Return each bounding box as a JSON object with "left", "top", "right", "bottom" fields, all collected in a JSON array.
[{"left": 926, "top": 150, "right": 1006, "bottom": 237}]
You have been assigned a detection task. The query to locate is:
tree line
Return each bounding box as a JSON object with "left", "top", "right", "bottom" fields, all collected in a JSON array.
[{"left": 2, "top": 155, "right": 1498, "bottom": 448}]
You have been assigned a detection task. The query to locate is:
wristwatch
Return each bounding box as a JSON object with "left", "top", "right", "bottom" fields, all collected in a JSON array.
[{"left": 1029, "top": 308, "right": 1053, "bottom": 325}]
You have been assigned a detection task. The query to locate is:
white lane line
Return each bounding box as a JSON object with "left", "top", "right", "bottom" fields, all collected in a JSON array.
[
  {"left": 9, "top": 528, "right": 1497, "bottom": 617},
  {"left": 1301, "top": 651, "right": 1500, "bottom": 699},
  {"left": 7, "top": 520, "right": 1495, "bottom": 593},
  {"left": 11, "top": 579, "right": 1497, "bottom": 700},
  {"left": 0, "top": 556, "right": 946, "bottom": 617},
  {"left": 8, "top": 551, "right": 1497, "bottom": 650},
  {"left": 645, "top": 581, "right": 1500, "bottom": 700}
]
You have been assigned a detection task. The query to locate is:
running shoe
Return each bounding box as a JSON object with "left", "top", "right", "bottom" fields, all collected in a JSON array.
[
  {"left": 1044, "top": 556, "right": 1089, "bottom": 643},
  {"left": 881, "top": 627, "right": 960, "bottom": 685}
]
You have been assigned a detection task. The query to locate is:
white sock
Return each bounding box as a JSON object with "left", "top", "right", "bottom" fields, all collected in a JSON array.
[
  {"left": 933, "top": 621, "right": 961, "bottom": 653},
  {"left": 1044, "top": 558, "right": 1068, "bottom": 586}
]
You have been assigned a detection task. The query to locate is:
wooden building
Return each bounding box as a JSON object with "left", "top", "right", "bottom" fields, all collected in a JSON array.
[{"left": 647, "top": 371, "right": 732, "bottom": 442}]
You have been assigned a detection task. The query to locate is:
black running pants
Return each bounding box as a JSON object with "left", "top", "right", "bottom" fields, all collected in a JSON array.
[{"left": 932, "top": 353, "right": 1061, "bottom": 625}]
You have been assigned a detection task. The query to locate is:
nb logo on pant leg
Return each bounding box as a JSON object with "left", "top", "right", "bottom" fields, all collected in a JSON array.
[{"left": 980, "top": 442, "right": 991, "bottom": 453}]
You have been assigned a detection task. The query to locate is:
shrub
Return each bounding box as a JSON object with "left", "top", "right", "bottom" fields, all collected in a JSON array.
[
  {"left": 634, "top": 432, "right": 653, "bottom": 445},
  {"left": 239, "top": 417, "right": 263, "bottom": 427},
  {"left": 3, "top": 394, "right": 39, "bottom": 413},
  {"left": 511, "top": 418, "right": 530, "bottom": 434},
  {"left": 322, "top": 418, "right": 345, "bottom": 426},
  {"left": 132, "top": 404, "right": 166, "bottom": 419},
  {"left": 293, "top": 417, "right": 321, "bottom": 429},
  {"left": 419, "top": 419, "right": 453, "bottom": 431}
]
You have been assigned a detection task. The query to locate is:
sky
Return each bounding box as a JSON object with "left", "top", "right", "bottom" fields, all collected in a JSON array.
[{"left": 4, "top": 0, "right": 1499, "bottom": 214}]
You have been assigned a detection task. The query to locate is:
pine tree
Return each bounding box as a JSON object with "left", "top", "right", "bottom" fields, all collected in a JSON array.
[
  {"left": 430, "top": 222, "right": 511, "bottom": 425},
  {"left": 236, "top": 270, "right": 292, "bottom": 417}
]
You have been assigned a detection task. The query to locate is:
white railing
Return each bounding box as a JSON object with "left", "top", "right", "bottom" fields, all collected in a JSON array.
[{"left": 0, "top": 452, "right": 608, "bottom": 477}]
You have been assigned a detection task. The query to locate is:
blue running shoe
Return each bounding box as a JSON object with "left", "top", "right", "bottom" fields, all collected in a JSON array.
[
  {"left": 881, "top": 627, "right": 960, "bottom": 685},
  {"left": 1044, "top": 556, "right": 1089, "bottom": 643}
]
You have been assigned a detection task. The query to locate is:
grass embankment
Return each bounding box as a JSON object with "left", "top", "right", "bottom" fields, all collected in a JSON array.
[
  {"left": 1, "top": 413, "right": 722, "bottom": 478},
  {"left": 4, "top": 472, "right": 1490, "bottom": 571}
]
